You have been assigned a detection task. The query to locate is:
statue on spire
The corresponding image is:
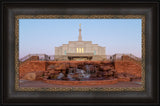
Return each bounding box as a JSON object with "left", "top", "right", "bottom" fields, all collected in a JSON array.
[{"left": 78, "top": 24, "right": 82, "bottom": 41}]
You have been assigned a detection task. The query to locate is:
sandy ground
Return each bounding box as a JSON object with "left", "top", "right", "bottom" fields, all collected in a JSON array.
[{"left": 19, "top": 80, "right": 142, "bottom": 88}]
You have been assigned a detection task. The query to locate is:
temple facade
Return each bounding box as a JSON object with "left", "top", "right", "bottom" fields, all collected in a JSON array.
[{"left": 54, "top": 24, "right": 106, "bottom": 61}]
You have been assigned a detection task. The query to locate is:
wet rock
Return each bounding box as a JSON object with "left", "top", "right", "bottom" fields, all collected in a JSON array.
[
  {"left": 57, "top": 73, "right": 64, "bottom": 80},
  {"left": 38, "top": 61, "right": 118, "bottom": 81}
]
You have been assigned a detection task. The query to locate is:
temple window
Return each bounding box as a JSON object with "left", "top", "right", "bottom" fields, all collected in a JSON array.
[
  {"left": 77, "top": 48, "right": 79, "bottom": 53},
  {"left": 79, "top": 48, "right": 81, "bottom": 53},
  {"left": 77, "top": 48, "right": 84, "bottom": 53},
  {"left": 82, "top": 48, "right": 84, "bottom": 53}
]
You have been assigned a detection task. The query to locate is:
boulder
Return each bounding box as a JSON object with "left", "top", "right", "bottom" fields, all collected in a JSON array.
[
  {"left": 117, "top": 73, "right": 125, "bottom": 78},
  {"left": 22, "top": 72, "right": 36, "bottom": 80},
  {"left": 97, "top": 71, "right": 103, "bottom": 77},
  {"left": 72, "top": 73, "right": 79, "bottom": 78},
  {"left": 105, "top": 76, "right": 114, "bottom": 80},
  {"left": 90, "top": 74, "right": 97, "bottom": 78},
  {"left": 102, "top": 66, "right": 113, "bottom": 71},
  {"left": 110, "top": 69, "right": 116, "bottom": 72},
  {"left": 89, "top": 65, "right": 95, "bottom": 72},
  {"left": 69, "top": 63, "right": 77, "bottom": 68},
  {"left": 57, "top": 73, "right": 64, "bottom": 80},
  {"left": 108, "top": 71, "right": 113, "bottom": 75},
  {"left": 47, "top": 64, "right": 55, "bottom": 70},
  {"left": 49, "top": 70, "right": 55, "bottom": 74},
  {"left": 61, "top": 77, "right": 69, "bottom": 80},
  {"left": 44, "top": 72, "right": 48, "bottom": 76},
  {"left": 35, "top": 71, "right": 44, "bottom": 80},
  {"left": 36, "top": 76, "right": 43, "bottom": 80},
  {"left": 48, "top": 73, "right": 56, "bottom": 79},
  {"left": 43, "top": 76, "right": 49, "bottom": 79},
  {"left": 102, "top": 71, "right": 108, "bottom": 76}
]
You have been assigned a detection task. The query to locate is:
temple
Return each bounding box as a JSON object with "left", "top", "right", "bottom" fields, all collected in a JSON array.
[{"left": 54, "top": 24, "right": 106, "bottom": 61}]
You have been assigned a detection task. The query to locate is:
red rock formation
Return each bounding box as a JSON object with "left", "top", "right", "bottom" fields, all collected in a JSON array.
[{"left": 19, "top": 59, "right": 142, "bottom": 82}]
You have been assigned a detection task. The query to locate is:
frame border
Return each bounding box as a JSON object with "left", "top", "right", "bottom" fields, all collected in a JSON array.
[
  {"left": 15, "top": 15, "right": 145, "bottom": 92},
  {"left": 2, "top": 1, "right": 159, "bottom": 104}
]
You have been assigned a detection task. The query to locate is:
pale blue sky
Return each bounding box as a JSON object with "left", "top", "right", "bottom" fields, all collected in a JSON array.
[{"left": 19, "top": 19, "right": 142, "bottom": 58}]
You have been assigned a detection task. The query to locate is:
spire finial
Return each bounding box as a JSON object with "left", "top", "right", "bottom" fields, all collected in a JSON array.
[{"left": 78, "top": 24, "right": 82, "bottom": 41}]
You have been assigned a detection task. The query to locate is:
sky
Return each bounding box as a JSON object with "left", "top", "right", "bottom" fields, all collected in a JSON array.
[{"left": 19, "top": 19, "right": 142, "bottom": 59}]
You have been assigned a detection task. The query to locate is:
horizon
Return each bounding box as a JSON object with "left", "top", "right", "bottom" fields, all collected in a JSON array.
[{"left": 19, "top": 19, "right": 142, "bottom": 59}]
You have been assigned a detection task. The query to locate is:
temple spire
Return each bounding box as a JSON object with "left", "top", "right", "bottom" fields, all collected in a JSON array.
[{"left": 78, "top": 24, "right": 82, "bottom": 41}]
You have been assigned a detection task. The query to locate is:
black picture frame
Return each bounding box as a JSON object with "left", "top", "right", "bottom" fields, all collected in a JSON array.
[{"left": 1, "top": 0, "right": 159, "bottom": 105}]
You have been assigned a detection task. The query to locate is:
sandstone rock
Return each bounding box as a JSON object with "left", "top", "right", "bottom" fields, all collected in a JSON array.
[
  {"left": 89, "top": 66, "right": 95, "bottom": 72},
  {"left": 44, "top": 71, "right": 49, "bottom": 73},
  {"left": 61, "top": 77, "right": 69, "bottom": 80},
  {"left": 44, "top": 73, "right": 48, "bottom": 76},
  {"left": 102, "top": 71, "right": 108, "bottom": 76},
  {"left": 47, "top": 64, "right": 55, "bottom": 70},
  {"left": 101, "top": 66, "right": 113, "bottom": 71},
  {"left": 54, "top": 67, "right": 61, "bottom": 71},
  {"left": 90, "top": 74, "right": 97, "bottom": 78},
  {"left": 108, "top": 71, "right": 113, "bottom": 75},
  {"left": 97, "top": 77, "right": 104, "bottom": 80},
  {"left": 72, "top": 73, "right": 79, "bottom": 78},
  {"left": 36, "top": 76, "right": 43, "bottom": 80},
  {"left": 35, "top": 71, "right": 44, "bottom": 80},
  {"left": 48, "top": 73, "right": 56, "bottom": 79},
  {"left": 97, "top": 71, "right": 103, "bottom": 77},
  {"left": 59, "top": 63, "right": 67, "bottom": 71},
  {"left": 117, "top": 73, "right": 125, "bottom": 78},
  {"left": 54, "top": 70, "right": 60, "bottom": 74},
  {"left": 69, "top": 63, "right": 77, "bottom": 68},
  {"left": 43, "top": 76, "right": 49, "bottom": 79},
  {"left": 49, "top": 70, "right": 55, "bottom": 74},
  {"left": 110, "top": 69, "right": 116, "bottom": 72},
  {"left": 22, "top": 72, "right": 36, "bottom": 80},
  {"left": 78, "top": 65, "right": 83, "bottom": 69},
  {"left": 105, "top": 76, "right": 114, "bottom": 80}
]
